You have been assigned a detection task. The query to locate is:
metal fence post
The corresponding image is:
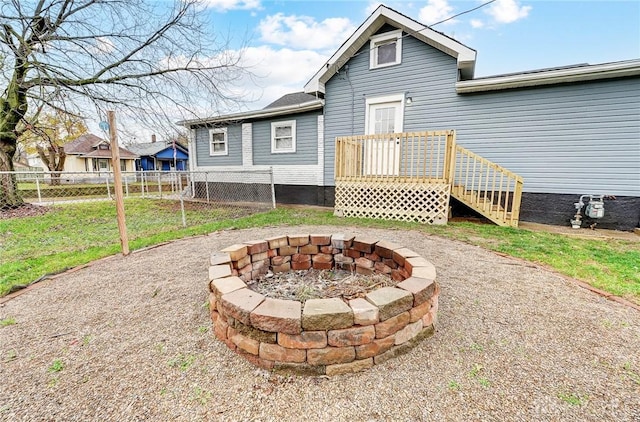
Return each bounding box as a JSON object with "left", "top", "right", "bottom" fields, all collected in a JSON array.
[
  {"left": 35, "top": 177, "right": 42, "bottom": 203},
  {"left": 157, "top": 172, "right": 162, "bottom": 199},
  {"left": 106, "top": 176, "right": 111, "bottom": 199},
  {"left": 270, "top": 167, "right": 276, "bottom": 209},
  {"left": 124, "top": 173, "right": 129, "bottom": 198},
  {"left": 205, "top": 172, "right": 210, "bottom": 202},
  {"left": 180, "top": 194, "right": 187, "bottom": 227}
]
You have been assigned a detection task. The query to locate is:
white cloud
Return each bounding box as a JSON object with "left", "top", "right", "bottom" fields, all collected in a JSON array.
[
  {"left": 365, "top": 1, "right": 384, "bottom": 15},
  {"left": 200, "top": 0, "right": 260, "bottom": 11},
  {"left": 485, "top": 0, "right": 531, "bottom": 24},
  {"left": 258, "top": 13, "right": 355, "bottom": 51},
  {"left": 470, "top": 19, "right": 484, "bottom": 28},
  {"left": 418, "top": 0, "right": 455, "bottom": 25},
  {"left": 232, "top": 45, "right": 328, "bottom": 107}
]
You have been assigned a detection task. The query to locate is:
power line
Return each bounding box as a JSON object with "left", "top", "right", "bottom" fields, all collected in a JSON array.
[{"left": 428, "top": 0, "right": 497, "bottom": 27}]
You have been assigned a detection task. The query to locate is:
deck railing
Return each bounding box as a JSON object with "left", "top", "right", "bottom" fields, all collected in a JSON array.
[
  {"left": 449, "top": 145, "right": 523, "bottom": 227},
  {"left": 335, "top": 131, "right": 455, "bottom": 182}
]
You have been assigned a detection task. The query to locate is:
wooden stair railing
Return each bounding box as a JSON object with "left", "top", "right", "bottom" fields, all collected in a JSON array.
[{"left": 448, "top": 144, "right": 523, "bottom": 227}]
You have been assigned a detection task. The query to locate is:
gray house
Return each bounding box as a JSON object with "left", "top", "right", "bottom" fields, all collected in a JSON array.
[{"left": 181, "top": 5, "right": 640, "bottom": 231}]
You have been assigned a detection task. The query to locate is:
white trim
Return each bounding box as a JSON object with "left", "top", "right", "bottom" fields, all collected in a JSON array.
[
  {"left": 456, "top": 59, "right": 640, "bottom": 93},
  {"left": 271, "top": 120, "right": 297, "bottom": 154},
  {"left": 304, "top": 5, "right": 476, "bottom": 94},
  {"left": 192, "top": 165, "right": 324, "bottom": 186},
  {"left": 178, "top": 99, "right": 323, "bottom": 127},
  {"left": 364, "top": 93, "right": 405, "bottom": 135},
  {"left": 317, "top": 115, "right": 325, "bottom": 185},
  {"left": 369, "top": 29, "right": 403, "bottom": 69},
  {"left": 241, "top": 123, "right": 253, "bottom": 165},
  {"left": 188, "top": 129, "right": 196, "bottom": 173},
  {"left": 209, "top": 127, "right": 228, "bottom": 156}
]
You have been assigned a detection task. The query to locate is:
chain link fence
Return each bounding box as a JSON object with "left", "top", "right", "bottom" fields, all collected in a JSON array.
[{"left": 0, "top": 169, "right": 275, "bottom": 226}]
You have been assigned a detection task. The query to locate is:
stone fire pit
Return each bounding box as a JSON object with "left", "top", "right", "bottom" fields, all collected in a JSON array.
[{"left": 207, "top": 234, "right": 440, "bottom": 376}]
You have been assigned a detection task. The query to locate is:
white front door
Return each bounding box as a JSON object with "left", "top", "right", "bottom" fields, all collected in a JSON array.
[{"left": 365, "top": 96, "right": 403, "bottom": 176}]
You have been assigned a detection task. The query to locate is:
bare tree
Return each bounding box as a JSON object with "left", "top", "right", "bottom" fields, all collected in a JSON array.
[{"left": 0, "top": 0, "right": 249, "bottom": 208}]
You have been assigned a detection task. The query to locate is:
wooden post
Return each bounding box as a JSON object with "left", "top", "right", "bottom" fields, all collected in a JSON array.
[{"left": 108, "top": 111, "right": 130, "bottom": 255}]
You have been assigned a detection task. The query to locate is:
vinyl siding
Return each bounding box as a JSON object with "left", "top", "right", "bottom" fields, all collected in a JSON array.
[
  {"left": 252, "top": 111, "right": 321, "bottom": 165},
  {"left": 324, "top": 33, "right": 640, "bottom": 196},
  {"left": 194, "top": 124, "right": 242, "bottom": 166}
]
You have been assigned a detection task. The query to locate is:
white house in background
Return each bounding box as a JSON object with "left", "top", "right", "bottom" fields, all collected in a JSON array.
[{"left": 62, "top": 133, "right": 138, "bottom": 172}]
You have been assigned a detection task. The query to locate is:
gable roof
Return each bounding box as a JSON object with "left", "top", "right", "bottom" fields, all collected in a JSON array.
[
  {"left": 177, "top": 92, "right": 323, "bottom": 127},
  {"left": 127, "top": 141, "right": 188, "bottom": 157},
  {"left": 64, "top": 133, "right": 138, "bottom": 159},
  {"left": 304, "top": 4, "right": 476, "bottom": 95}
]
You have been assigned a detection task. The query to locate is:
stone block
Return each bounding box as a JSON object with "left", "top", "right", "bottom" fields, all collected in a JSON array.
[
  {"left": 273, "top": 362, "right": 326, "bottom": 376},
  {"left": 220, "top": 244, "right": 248, "bottom": 261},
  {"left": 383, "top": 258, "right": 398, "bottom": 269},
  {"left": 273, "top": 263, "right": 291, "bottom": 273},
  {"left": 374, "top": 311, "right": 410, "bottom": 338},
  {"left": 409, "top": 299, "right": 431, "bottom": 323},
  {"left": 374, "top": 324, "right": 435, "bottom": 365},
  {"left": 228, "top": 318, "right": 276, "bottom": 343},
  {"left": 288, "top": 235, "right": 310, "bottom": 247},
  {"left": 300, "top": 244, "right": 319, "bottom": 254},
  {"left": 310, "top": 234, "right": 332, "bottom": 246},
  {"left": 352, "top": 237, "right": 377, "bottom": 253},
  {"left": 244, "top": 240, "right": 268, "bottom": 255},
  {"left": 251, "top": 251, "right": 269, "bottom": 262},
  {"left": 374, "top": 261, "right": 393, "bottom": 274},
  {"left": 291, "top": 261, "right": 311, "bottom": 271},
  {"left": 320, "top": 246, "right": 335, "bottom": 254},
  {"left": 354, "top": 335, "right": 395, "bottom": 359},
  {"left": 238, "top": 263, "right": 253, "bottom": 276},
  {"left": 348, "top": 298, "right": 379, "bottom": 325},
  {"left": 394, "top": 319, "right": 423, "bottom": 345},
  {"left": 233, "top": 255, "right": 251, "bottom": 270},
  {"left": 210, "top": 252, "right": 232, "bottom": 266},
  {"left": 331, "top": 233, "right": 354, "bottom": 250},
  {"left": 292, "top": 253, "right": 311, "bottom": 263},
  {"left": 208, "top": 264, "right": 232, "bottom": 281},
  {"left": 336, "top": 262, "right": 355, "bottom": 272},
  {"left": 391, "top": 268, "right": 410, "bottom": 281},
  {"left": 328, "top": 325, "right": 375, "bottom": 347},
  {"left": 344, "top": 249, "right": 362, "bottom": 259},
  {"left": 355, "top": 257, "right": 374, "bottom": 269},
  {"left": 374, "top": 240, "right": 401, "bottom": 259},
  {"left": 397, "top": 277, "right": 436, "bottom": 306},
  {"left": 252, "top": 259, "right": 268, "bottom": 272},
  {"left": 363, "top": 252, "right": 380, "bottom": 262},
  {"left": 366, "top": 287, "right": 413, "bottom": 321},
  {"left": 272, "top": 255, "right": 291, "bottom": 266},
  {"left": 279, "top": 245, "right": 298, "bottom": 256},
  {"left": 220, "top": 288, "right": 265, "bottom": 325},
  {"left": 236, "top": 350, "right": 274, "bottom": 370},
  {"left": 228, "top": 328, "right": 260, "bottom": 355},
  {"left": 312, "top": 253, "right": 333, "bottom": 264},
  {"left": 313, "top": 261, "right": 333, "bottom": 270},
  {"left": 250, "top": 298, "right": 302, "bottom": 335},
  {"left": 259, "top": 343, "right": 306, "bottom": 363},
  {"left": 302, "top": 298, "right": 354, "bottom": 330},
  {"left": 392, "top": 248, "right": 419, "bottom": 267},
  {"left": 307, "top": 346, "right": 356, "bottom": 365},
  {"left": 356, "top": 266, "right": 374, "bottom": 276},
  {"left": 334, "top": 253, "right": 353, "bottom": 264},
  {"left": 408, "top": 262, "right": 437, "bottom": 280},
  {"left": 326, "top": 358, "right": 374, "bottom": 376},
  {"left": 268, "top": 249, "right": 277, "bottom": 258},
  {"left": 278, "top": 331, "right": 327, "bottom": 349},
  {"left": 210, "top": 276, "right": 246, "bottom": 300},
  {"left": 266, "top": 236, "right": 288, "bottom": 249},
  {"left": 214, "top": 318, "right": 229, "bottom": 341}
]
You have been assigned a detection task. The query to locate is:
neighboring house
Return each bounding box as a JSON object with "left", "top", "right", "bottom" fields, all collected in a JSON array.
[
  {"left": 180, "top": 5, "right": 640, "bottom": 231},
  {"left": 127, "top": 139, "right": 189, "bottom": 171},
  {"left": 63, "top": 133, "right": 138, "bottom": 173}
]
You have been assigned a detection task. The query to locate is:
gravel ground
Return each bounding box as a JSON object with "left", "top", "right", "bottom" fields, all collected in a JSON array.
[{"left": 1, "top": 225, "right": 639, "bottom": 421}]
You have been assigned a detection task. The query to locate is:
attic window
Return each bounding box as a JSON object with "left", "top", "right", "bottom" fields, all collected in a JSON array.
[
  {"left": 98, "top": 144, "right": 109, "bottom": 150},
  {"left": 370, "top": 29, "right": 402, "bottom": 69}
]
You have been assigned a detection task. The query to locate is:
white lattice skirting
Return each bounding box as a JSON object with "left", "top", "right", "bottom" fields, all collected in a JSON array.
[{"left": 334, "top": 181, "right": 451, "bottom": 225}]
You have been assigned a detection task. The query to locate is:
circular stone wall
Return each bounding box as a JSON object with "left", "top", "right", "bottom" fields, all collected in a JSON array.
[{"left": 207, "top": 234, "right": 440, "bottom": 376}]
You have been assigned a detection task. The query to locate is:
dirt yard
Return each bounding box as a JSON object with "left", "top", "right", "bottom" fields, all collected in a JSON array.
[{"left": 1, "top": 225, "right": 638, "bottom": 421}]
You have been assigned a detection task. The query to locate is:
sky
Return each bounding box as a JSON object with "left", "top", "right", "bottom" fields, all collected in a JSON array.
[{"left": 194, "top": 0, "right": 640, "bottom": 112}]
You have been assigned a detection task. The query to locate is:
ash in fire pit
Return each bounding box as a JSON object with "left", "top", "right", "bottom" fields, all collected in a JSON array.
[
  {"left": 207, "top": 234, "right": 440, "bottom": 376},
  {"left": 248, "top": 269, "right": 396, "bottom": 302}
]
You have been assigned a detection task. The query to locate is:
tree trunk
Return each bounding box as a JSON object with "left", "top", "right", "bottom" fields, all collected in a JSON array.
[{"left": 0, "top": 142, "right": 22, "bottom": 209}]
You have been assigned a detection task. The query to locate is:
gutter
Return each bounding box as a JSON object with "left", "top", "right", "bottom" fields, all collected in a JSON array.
[
  {"left": 177, "top": 99, "right": 324, "bottom": 127},
  {"left": 456, "top": 60, "right": 640, "bottom": 93}
]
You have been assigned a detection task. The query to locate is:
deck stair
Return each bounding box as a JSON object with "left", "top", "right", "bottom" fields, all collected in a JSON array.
[{"left": 334, "top": 130, "right": 523, "bottom": 227}]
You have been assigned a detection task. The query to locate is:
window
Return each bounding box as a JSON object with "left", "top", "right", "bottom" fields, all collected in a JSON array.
[
  {"left": 271, "top": 120, "right": 296, "bottom": 153},
  {"left": 369, "top": 30, "right": 402, "bottom": 69},
  {"left": 209, "top": 128, "right": 228, "bottom": 156},
  {"left": 120, "top": 160, "right": 127, "bottom": 172}
]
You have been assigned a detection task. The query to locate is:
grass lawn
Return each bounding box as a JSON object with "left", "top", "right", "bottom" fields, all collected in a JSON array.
[{"left": 1, "top": 200, "right": 638, "bottom": 305}]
